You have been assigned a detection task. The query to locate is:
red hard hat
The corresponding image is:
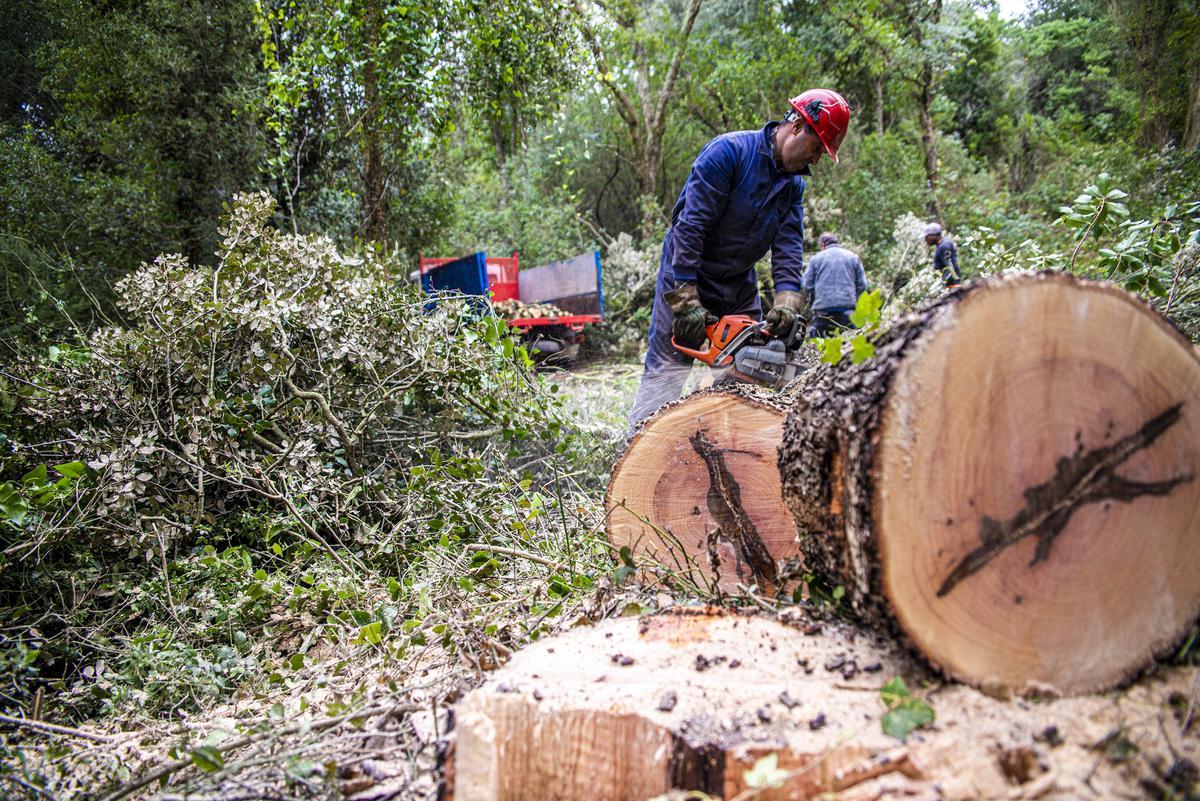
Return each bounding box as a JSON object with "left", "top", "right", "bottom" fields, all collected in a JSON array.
[{"left": 789, "top": 89, "right": 852, "bottom": 163}]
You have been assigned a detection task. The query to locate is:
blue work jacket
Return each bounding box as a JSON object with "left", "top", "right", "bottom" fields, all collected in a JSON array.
[{"left": 659, "top": 121, "right": 807, "bottom": 312}]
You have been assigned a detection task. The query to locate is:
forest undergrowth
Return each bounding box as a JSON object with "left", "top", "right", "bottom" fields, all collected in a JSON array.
[
  {"left": 0, "top": 194, "right": 677, "bottom": 799},
  {"left": 2, "top": 174, "right": 1199, "bottom": 799}
]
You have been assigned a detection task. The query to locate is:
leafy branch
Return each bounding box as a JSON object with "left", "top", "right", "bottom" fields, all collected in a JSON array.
[
  {"left": 1055, "top": 172, "right": 1130, "bottom": 272},
  {"left": 812, "top": 289, "right": 884, "bottom": 367}
]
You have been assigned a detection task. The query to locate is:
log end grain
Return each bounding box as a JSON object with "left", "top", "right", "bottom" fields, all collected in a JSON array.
[
  {"left": 607, "top": 388, "right": 800, "bottom": 595},
  {"left": 872, "top": 274, "right": 1200, "bottom": 693}
]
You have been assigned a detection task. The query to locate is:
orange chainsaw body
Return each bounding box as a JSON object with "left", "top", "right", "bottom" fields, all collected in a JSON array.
[
  {"left": 671, "top": 313, "right": 804, "bottom": 388},
  {"left": 671, "top": 314, "right": 761, "bottom": 366}
]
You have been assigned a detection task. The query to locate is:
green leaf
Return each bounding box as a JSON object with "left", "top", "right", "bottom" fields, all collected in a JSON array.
[
  {"left": 850, "top": 335, "right": 875, "bottom": 364},
  {"left": 882, "top": 701, "right": 935, "bottom": 741},
  {"left": 879, "top": 676, "right": 934, "bottom": 740},
  {"left": 359, "top": 621, "right": 383, "bottom": 645},
  {"left": 22, "top": 464, "right": 48, "bottom": 488},
  {"left": 547, "top": 574, "right": 572, "bottom": 598},
  {"left": 0, "top": 483, "right": 30, "bottom": 525},
  {"left": 879, "top": 676, "right": 910, "bottom": 707},
  {"left": 849, "top": 289, "right": 883, "bottom": 328},
  {"left": 817, "top": 336, "right": 843, "bottom": 365},
  {"left": 191, "top": 746, "right": 225, "bottom": 773},
  {"left": 54, "top": 461, "right": 88, "bottom": 480}
]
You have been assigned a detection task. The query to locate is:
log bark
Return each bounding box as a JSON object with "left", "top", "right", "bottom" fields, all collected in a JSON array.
[
  {"left": 446, "top": 607, "right": 1200, "bottom": 801},
  {"left": 780, "top": 272, "right": 1200, "bottom": 694},
  {"left": 607, "top": 386, "right": 800, "bottom": 595}
]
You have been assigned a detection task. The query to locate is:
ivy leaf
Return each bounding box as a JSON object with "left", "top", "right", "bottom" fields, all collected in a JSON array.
[
  {"left": 879, "top": 676, "right": 910, "bottom": 707},
  {"left": 21, "top": 464, "right": 48, "bottom": 489},
  {"left": 849, "top": 289, "right": 883, "bottom": 328},
  {"left": 0, "top": 483, "right": 30, "bottom": 525},
  {"left": 816, "top": 336, "right": 843, "bottom": 365},
  {"left": 191, "top": 745, "right": 225, "bottom": 772},
  {"left": 54, "top": 461, "right": 88, "bottom": 480},
  {"left": 358, "top": 621, "right": 383, "bottom": 645},
  {"left": 850, "top": 335, "right": 875, "bottom": 364},
  {"left": 879, "top": 676, "right": 934, "bottom": 741}
]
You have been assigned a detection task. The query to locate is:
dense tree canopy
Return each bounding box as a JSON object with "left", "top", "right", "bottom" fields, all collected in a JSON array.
[{"left": 1, "top": 0, "right": 1198, "bottom": 338}]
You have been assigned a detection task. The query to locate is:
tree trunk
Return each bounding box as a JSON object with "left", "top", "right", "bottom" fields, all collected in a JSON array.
[
  {"left": 1185, "top": 57, "right": 1200, "bottom": 150},
  {"left": 917, "top": 69, "right": 942, "bottom": 225},
  {"left": 780, "top": 273, "right": 1200, "bottom": 694},
  {"left": 607, "top": 387, "right": 800, "bottom": 596},
  {"left": 913, "top": 0, "right": 943, "bottom": 225},
  {"left": 575, "top": 0, "right": 703, "bottom": 242},
  {"left": 360, "top": 0, "right": 388, "bottom": 244},
  {"left": 874, "top": 74, "right": 885, "bottom": 135},
  {"left": 445, "top": 607, "right": 1200, "bottom": 801}
]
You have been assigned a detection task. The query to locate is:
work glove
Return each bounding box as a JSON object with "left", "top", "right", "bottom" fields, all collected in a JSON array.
[
  {"left": 665, "top": 283, "right": 712, "bottom": 349},
  {"left": 765, "top": 289, "right": 805, "bottom": 336}
]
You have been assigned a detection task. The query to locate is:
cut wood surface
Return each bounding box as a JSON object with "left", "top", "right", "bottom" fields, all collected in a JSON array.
[
  {"left": 447, "top": 607, "right": 1200, "bottom": 801},
  {"left": 780, "top": 272, "right": 1200, "bottom": 693},
  {"left": 607, "top": 387, "right": 799, "bottom": 594}
]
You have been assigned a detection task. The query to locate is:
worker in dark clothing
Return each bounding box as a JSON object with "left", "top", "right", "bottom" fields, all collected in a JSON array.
[
  {"left": 924, "top": 222, "right": 961, "bottom": 288},
  {"left": 801, "top": 232, "right": 867, "bottom": 337},
  {"left": 627, "top": 89, "right": 852, "bottom": 428}
]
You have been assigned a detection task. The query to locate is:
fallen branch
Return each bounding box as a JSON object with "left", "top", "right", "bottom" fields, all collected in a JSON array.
[
  {"left": 465, "top": 543, "right": 557, "bottom": 568},
  {"left": 98, "top": 701, "right": 420, "bottom": 801},
  {"left": 0, "top": 713, "right": 115, "bottom": 744}
]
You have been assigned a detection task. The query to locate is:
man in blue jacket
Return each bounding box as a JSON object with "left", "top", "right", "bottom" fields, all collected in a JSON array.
[
  {"left": 924, "top": 222, "right": 961, "bottom": 288},
  {"left": 627, "top": 89, "right": 852, "bottom": 428},
  {"left": 801, "top": 231, "right": 867, "bottom": 337}
]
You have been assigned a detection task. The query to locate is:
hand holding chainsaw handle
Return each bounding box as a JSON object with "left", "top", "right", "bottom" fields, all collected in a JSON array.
[
  {"left": 765, "top": 289, "right": 805, "bottom": 337},
  {"left": 665, "top": 284, "right": 716, "bottom": 349}
]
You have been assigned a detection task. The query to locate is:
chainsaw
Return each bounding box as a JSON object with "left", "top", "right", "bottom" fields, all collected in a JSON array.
[{"left": 671, "top": 314, "right": 806, "bottom": 388}]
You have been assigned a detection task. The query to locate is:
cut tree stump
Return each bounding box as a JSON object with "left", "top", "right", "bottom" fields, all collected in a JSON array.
[
  {"left": 780, "top": 272, "right": 1200, "bottom": 694},
  {"left": 607, "top": 386, "right": 800, "bottom": 594},
  {"left": 446, "top": 607, "right": 1200, "bottom": 801}
]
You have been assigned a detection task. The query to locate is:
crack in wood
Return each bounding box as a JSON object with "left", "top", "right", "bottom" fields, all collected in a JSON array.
[
  {"left": 937, "top": 403, "right": 1193, "bottom": 598},
  {"left": 689, "top": 429, "right": 778, "bottom": 587}
]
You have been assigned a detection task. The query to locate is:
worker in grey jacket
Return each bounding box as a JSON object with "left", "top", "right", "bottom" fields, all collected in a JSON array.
[{"left": 800, "top": 232, "right": 867, "bottom": 337}]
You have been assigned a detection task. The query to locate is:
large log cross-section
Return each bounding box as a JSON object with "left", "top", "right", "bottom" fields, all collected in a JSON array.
[
  {"left": 607, "top": 387, "right": 800, "bottom": 595},
  {"left": 780, "top": 273, "right": 1200, "bottom": 693}
]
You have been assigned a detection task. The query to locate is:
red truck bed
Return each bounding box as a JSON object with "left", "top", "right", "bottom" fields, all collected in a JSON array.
[{"left": 507, "top": 314, "right": 603, "bottom": 328}]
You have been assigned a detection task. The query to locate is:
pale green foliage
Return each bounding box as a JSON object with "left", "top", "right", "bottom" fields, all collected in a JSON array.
[
  {"left": 744, "top": 752, "right": 789, "bottom": 789},
  {"left": 595, "top": 232, "right": 660, "bottom": 351},
  {"left": 11, "top": 192, "right": 562, "bottom": 553},
  {"left": 604, "top": 233, "right": 658, "bottom": 301},
  {"left": 958, "top": 226, "right": 1066, "bottom": 277},
  {"left": 965, "top": 177, "right": 1200, "bottom": 342},
  {"left": 877, "top": 213, "right": 945, "bottom": 318},
  {"left": 0, "top": 193, "right": 608, "bottom": 728},
  {"left": 1055, "top": 172, "right": 1131, "bottom": 271}
]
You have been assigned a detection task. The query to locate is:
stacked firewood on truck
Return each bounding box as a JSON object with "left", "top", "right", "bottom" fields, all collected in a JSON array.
[{"left": 492, "top": 298, "right": 569, "bottom": 320}]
